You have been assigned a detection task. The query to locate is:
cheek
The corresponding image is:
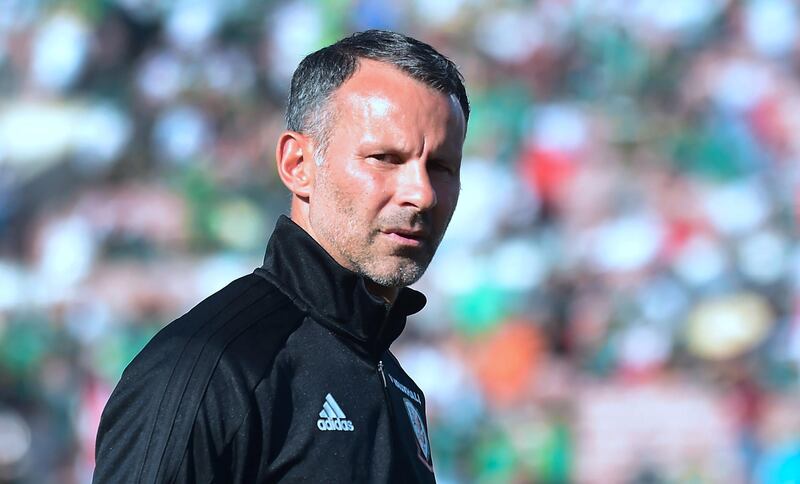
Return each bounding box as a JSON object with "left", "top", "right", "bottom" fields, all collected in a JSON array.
[
  {"left": 344, "top": 161, "right": 378, "bottom": 186},
  {"left": 343, "top": 162, "right": 392, "bottom": 203},
  {"left": 319, "top": 161, "right": 375, "bottom": 202}
]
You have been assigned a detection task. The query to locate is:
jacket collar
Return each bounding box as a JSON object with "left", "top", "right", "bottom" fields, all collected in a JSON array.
[{"left": 258, "top": 215, "right": 426, "bottom": 355}]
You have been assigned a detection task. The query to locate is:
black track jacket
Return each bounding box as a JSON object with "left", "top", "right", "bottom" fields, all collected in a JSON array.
[{"left": 94, "top": 216, "right": 436, "bottom": 483}]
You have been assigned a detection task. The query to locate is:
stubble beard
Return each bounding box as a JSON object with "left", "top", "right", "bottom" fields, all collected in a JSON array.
[
  {"left": 317, "top": 208, "right": 439, "bottom": 288},
  {"left": 310, "top": 175, "right": 444, "bottom": 289}
]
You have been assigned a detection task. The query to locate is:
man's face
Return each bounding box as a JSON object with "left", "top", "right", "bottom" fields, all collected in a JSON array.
[{"left": 306, "top": 59, "right": 465, "bottom": 289}]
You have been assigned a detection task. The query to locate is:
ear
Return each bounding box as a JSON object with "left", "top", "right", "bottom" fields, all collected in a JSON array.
[{"left": 275, "top": 131, "right": 316, "bottom": 199}]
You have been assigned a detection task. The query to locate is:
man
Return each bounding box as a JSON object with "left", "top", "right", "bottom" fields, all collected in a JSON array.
[{"left": 93, "top": 29, "right": 469, "bottom": 483}]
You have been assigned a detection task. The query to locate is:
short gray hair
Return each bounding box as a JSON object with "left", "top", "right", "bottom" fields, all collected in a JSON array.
[{"left": 286, "top": 30, "right": 470, "bottom": 162}]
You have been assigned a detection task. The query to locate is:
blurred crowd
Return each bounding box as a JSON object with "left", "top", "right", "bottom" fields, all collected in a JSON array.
[{"left": 1, "top": 0, "right": 799, "bottom": 482}]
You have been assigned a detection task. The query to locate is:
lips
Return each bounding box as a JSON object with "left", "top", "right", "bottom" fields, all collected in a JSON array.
[
  {"left": 384, "top": 228, "right": 428, "bottom": 239},
  {"left": 380, "top": 228, "right": 429, "bottom": 247}
]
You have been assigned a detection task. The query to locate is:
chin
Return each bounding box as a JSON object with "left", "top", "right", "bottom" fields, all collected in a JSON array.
[{"left": 365, "top": 260, "right": 428, "bottom": 288}]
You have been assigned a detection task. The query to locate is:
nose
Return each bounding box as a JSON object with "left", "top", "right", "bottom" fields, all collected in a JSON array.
[{"left": 396, "top": 159, "right": 437, "bottom": 210}]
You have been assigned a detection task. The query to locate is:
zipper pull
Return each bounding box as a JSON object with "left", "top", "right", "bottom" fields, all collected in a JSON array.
[{"left": 377, "top": 360, "right": 387, "bottom": 388}]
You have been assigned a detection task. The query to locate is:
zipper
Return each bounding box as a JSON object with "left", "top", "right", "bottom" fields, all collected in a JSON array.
[
  {"left": 377, "top": 360, "right": 395, "bottom": 420},
  {"left": 378, "top": 360, "right": 388, "bottom": 388}
]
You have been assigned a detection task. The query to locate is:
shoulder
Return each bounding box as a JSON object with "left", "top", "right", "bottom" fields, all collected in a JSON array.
[
  {"left": 139, "top": 273, "right": 300, "bottom": 367},
  {"left": 116, "top": 271, "right": 307, "bottom": 409},
  {"left": 161, "top": 272, "right": 295, "bottom": 344},
  {"left": 94, "top": 272, "right": 305, "bottom": 483},
  {"left": 111, "top": 274, "right": 298, "bottom": 390}
]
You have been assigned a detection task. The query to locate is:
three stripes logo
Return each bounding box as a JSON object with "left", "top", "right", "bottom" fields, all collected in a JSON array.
[{"left": 316, "top": 393, "right": 355, "bottom": 432}]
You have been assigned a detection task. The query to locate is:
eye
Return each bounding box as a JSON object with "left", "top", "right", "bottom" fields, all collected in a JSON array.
[{"left": 368, "top": 153, "right": 402, "bottom": 164}]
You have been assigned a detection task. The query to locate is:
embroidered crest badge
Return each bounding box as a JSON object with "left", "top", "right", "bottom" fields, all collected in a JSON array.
[{"left": 403, "top": 397, "right": 432, "bottom": 469}]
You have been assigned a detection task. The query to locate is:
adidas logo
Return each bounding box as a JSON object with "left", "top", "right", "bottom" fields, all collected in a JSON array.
[{"left": 316, "top": 393, "right": 355, "bottom": 432}]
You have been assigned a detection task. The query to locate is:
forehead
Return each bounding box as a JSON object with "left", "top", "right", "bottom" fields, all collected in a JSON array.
[{"left": 328, "top": 59, "right": 466, "bottom": 143}]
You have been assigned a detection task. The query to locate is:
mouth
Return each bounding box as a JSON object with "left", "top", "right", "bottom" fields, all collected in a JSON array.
[{"left": 380, "top": 228, "right": 429, "bottom": 248}]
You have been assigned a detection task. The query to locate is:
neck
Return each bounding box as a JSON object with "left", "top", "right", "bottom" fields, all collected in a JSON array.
[{"left": 364, "top": 280, "right": 400, "bottom": 305}]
